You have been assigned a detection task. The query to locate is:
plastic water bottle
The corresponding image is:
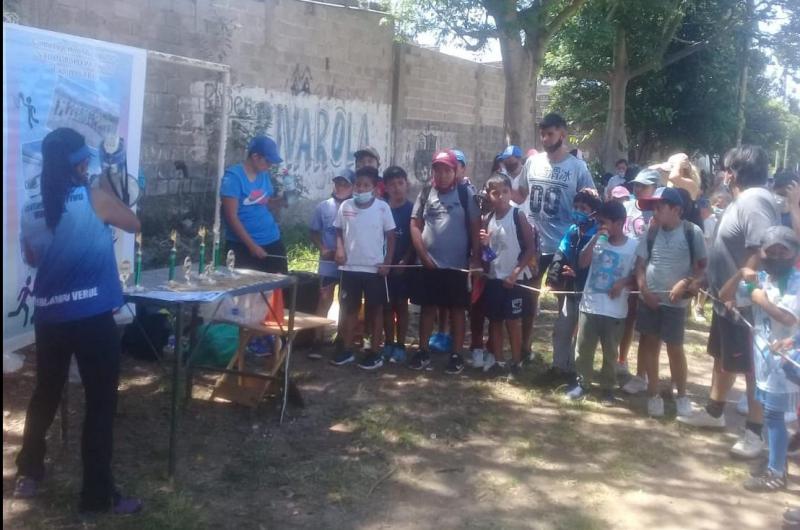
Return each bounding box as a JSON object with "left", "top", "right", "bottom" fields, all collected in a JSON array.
[{"left": 597, "top": 233, "right": 609, "bottom": 245}]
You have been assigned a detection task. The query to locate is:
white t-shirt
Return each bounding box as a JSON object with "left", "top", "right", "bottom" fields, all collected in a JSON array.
[
  {"left": 487, "top": 208, "right": 531, "bottom": 281},
  {"left": 579, "top": 237, "right": 639, "bottom": 319},
  {"left": 333, "top": 198, "right": 396, "bottom": 273},
  {"left": 703, "top": 216, "right": 717, "bottom": 243},
  {"left": 509, "top": 167, "right": 531, "bottom": 216},
  {"left": 623, "top": 200, "right": 650, "bottom": 240}
]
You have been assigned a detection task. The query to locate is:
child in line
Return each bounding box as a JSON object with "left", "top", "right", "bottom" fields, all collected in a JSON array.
[
  {"left": 410, "top": 150, "right": 481, "bottom": 374},
  {"left": 541, "top": 190, "right": 601, "bottom": 384},
  {"left": 566, "top": 201, "right": 638, "bottom": 404},
  {"left": 479, "top": 174, "right": 537, "bottom": 377},
  {"left": 382, "top": 166, "right": 414, "bottom": 364},
  {"left": 720, "top": 226, "right": 799, "bottom": 492},
  {"left": 635, "top": 187, "right": 707, "bottom": 417},
  {"left": 309, "top": 169, "right": 354, "bottom": 351},
  {"left": 332, "top": 166, "right": 396, "bottom": 370}
]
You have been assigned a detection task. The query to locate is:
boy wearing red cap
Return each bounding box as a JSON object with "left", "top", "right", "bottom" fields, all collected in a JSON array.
[{"left": 410, "top": 150, "right": 481, "bottom": 374}]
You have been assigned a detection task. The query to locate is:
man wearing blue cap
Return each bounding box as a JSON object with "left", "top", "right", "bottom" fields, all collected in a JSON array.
[
  {"left": 499, "top": 145, "right": 528, "bottom": 208},
  {"left": 220, "top": 135, "right": 287, "bottom": 273}
]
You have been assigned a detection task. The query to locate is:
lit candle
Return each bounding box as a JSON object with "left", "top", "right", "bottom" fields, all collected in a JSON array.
[
  {"left": 168, "top": 229, "right": 177, "bottom": 282},
  {"left": 198, "top": 226, "right": 206, "bottom": 274},
  {"left": 212, "top": 228, "right": 220, "bottom": 269},
  {"left": 134, "top": 233, "right": 143, "bottom": 288}
]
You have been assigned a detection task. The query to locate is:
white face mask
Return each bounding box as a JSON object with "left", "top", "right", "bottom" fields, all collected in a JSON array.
[{"left": 353, "top": 191, "right": 373, "bottom": 205}]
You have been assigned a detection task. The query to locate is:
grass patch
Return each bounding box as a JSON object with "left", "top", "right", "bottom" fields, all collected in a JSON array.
[
  {"left": 554, "top": 511, "right": 609, "bottom": 530},
  {"left": 282, "top": 223, "right": 318, "bottom": 273},
  {"left": 719, "top": 464, "right": 749, "bottom": 483},
  {"left": 353, "top": 404, "right": 426, "bottom": 448}
]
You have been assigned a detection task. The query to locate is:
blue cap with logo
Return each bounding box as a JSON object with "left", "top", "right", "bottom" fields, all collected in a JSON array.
[
  {"left": 247, "top": 136, "right": 283, "bottom": 164},
  {"left": 499, "top": 145, "right": 522, "bottom": 160},
  {"left": 453, "top": 149, "right": 467, "bottom": 166}
]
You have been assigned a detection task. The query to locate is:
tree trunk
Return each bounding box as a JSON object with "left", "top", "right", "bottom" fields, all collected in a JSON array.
[
  {"left": 735, "top": 0, "right": 754, "bottom": 146},
  {"left": 601, "top": 25, "right": 629, "bottom": 170},
  {"left": 499, "top": 36, "right": 537, "bottom": 149}
]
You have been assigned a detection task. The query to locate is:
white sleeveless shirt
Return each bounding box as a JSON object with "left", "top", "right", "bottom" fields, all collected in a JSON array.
[{"left": 487, "top": 209, "right": 531, "bottom": 281}]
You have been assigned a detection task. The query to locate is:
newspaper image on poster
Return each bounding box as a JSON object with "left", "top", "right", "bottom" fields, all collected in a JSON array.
[{"left": 3, "top": 24, "right": 146, "bottom": 353}]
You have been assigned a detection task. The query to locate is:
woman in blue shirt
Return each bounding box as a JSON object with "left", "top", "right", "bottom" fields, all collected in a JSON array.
[
  {"left": 220, "top": 136, "right": 287, "bottom": 273},
  {"left": 14, "top": 128, "right": 142, "bottom": 514}
]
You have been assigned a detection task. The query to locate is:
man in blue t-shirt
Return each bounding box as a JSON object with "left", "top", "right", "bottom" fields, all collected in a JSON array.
[{"left": 220, "top": 135, "right": 287, "bottom": 273}]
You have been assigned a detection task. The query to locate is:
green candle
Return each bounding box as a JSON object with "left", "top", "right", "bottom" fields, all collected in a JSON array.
[
  {"left": 168, "top": 230, "right": 177, "bottom": 281},
  {"left": 134, "top": 233, "right": 143, "bottom": 287},
  {"left": 198, "top": 227, "right": 206, "bottom": 274}
]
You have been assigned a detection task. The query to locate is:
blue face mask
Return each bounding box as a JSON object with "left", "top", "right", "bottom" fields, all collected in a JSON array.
[
  {"left": 353, "top": 191, "right": 373, "bottom": 205},
  {"left": 572, "top": 210, "right": 591, "bottom": 225}
]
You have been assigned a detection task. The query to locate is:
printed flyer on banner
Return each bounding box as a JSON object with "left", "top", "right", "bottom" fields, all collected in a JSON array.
[{"left": 2, "top": 24, "right": 147, "bottom": 353}]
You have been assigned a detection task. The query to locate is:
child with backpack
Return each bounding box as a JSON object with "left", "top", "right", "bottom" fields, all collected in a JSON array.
[
  {"left": 409, "top": 150, "right": 481, "bottom": 374},
  {"left": 564, "top": 201, "right": 638, "bottom": 404},
  {"left": 479, "top": 173, "right": 537, "bottom": 377},
  {"left": 719, "top": 226, "right": 799, "bottom": 492},
  {"left": 635, "top": 187, "right": 707, "bottom": 417}
]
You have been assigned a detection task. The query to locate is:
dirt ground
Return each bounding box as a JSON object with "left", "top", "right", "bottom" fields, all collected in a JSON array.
[{"left": 3, "top": 297, "right": 798, "bottom": 529}]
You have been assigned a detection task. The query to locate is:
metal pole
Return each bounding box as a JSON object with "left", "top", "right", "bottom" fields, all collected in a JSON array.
[
  {"left": 280, "top": 278, "right": 299, "bottom": 425},
  {"left": 213, "top": 69, "right": 231, "bottom": 237},
  {"left": 169, "top": 304, "right": 184, "bottom": 480}
]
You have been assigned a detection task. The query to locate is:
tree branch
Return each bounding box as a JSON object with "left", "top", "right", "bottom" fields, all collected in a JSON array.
[{"left": 540, "top": 0, "right": 587, "bottom": 43}]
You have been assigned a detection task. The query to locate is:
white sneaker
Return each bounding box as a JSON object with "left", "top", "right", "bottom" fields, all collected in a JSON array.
[
  {"left": 676, "top": 396, "right": 692, "bottom": 417},
  {"left": 730, "top": 429, "right": 764, "bottom": 459},
  {"left": 622, "top": 375, "right": 647, "bottom": 395},
  {"left": 471, "top": 348, "right": 485, "bottom": 369},
  {"left": 648, "top": 396, "right": 665, "bottom": 417},
  {"left": 482, "top": 353, "right": 497, "bottom": 373},
  {"left": 676, "top": 407, "right": 726, "bottom": 428},
  {"left": 736, "top": 394, "right": 748, "bottom": 416},
  {"left": 615, "top": 362, "right": 630, "bottom": 377}
]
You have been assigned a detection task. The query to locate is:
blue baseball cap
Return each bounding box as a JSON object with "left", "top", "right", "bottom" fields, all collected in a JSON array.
[
  {"left": 247, "top": 136, "right": 283, "bottom": 164},
  {"left": 453, "top": 149, "right": 467, "bottom": 166},
  {"left": 499, "top": 145, "right": 522, "bottom": 160},
  {"left": 333, "top": 168, "right": 355, "bottom": 184}
]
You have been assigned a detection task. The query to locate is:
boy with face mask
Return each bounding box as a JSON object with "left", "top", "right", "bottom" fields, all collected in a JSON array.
[
  {"left": 719, "top": 226, "right": 799, "bottom": 492},
  {"left": 331, "top": 167, "right": 396, "bottom": 370},
  {"left": 540, "top": 190, "right": 601, "bottom": 384}
]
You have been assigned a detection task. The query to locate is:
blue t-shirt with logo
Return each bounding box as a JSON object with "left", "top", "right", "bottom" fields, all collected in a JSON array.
[
  {"left": 310, "top": 197, "right": 342, "bottom": 279},
  {"left": 220, "top": 163, "right": 280, "bottom": 246},
  {"left": 391, "top": 200, "right": 413, "bottom": 264}
]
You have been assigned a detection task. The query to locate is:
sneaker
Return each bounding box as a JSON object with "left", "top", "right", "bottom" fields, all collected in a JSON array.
[
  {"left": 533, "top": 366, "right": 568, "bottom": 386},
  {"left": 330, "top": 350, "right": 355, "bottom": 366},
  {"left": 471, "top": 348, "right": 486, "bottom": 369},
  {"left": 391, "top": 345, "right": 407, "bottom": 364},
  {"left": 482, "top": 353, "right": 497, "bottom": 373},
  {"left": 788, "top": 432, "right": 800, "bottom": 457},
  {"left": 676, "top": 407, "right": 726, "bottom": 428},
  {"left": 743, "top": 468, "right": 787, "bottom": 492},
  {"left": 622, "top": 375, "right": 647, "bottom": 395},
  {"left": 736, "top": 394, "right": 748, "bottom": 416},
  {"left": 600, "top": 390, "right": 616, "bottom": 407},
  {"left": 647, "top": 396, "right": 664, "bottom": 417},
  {"left": 507, "top": 362, "right": 523, "bottom": 381},
  {"left": 408, "top": 351, "right": 431, "bottom": 371},
  {"left": 445, "top": 353, "right": 465, "bottom": 375},
  {"left": 13, "top": 476, "right": 38, "bottom": 499},
  {"left": 783, "top": 508, "right": 800, "bottom": 528},
  {"left": 615, "top": 362, "right": 630, "bottom": 377},
  {"left": 112, "top": 496, "right": 144, "bottom": 515},
  {"left": 565, "top": 384, "right": 587, "bottom": 400},
  {"left": 380, "top": 343, "right": 395, "bottom": 361},
  {"left": 484, "top": 361, "right": 507, "bottom": 379},
  {"left": 730, "top": 429, "right": 764, "bottom": 459},
  {"left": 358, "top": 352, "right": 384, "bottom": 371},
  {"left": 676, "top": 396, "right": 692, "bottom": 417}
]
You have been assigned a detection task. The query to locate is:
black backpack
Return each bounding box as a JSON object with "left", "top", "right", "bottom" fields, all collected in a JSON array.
[
  {"left": 417, "top": 183, "right": 473, "bottom": 257},
  {"left": 121, "top": 305, "right": 172, "bottom": 361}
]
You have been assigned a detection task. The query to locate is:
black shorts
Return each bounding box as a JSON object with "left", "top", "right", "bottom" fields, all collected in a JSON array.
[
  {"left": 411, "top": 268, "right": 470, "bottom": 308},
  {"left": 225, "top": 239, "right": 288, "bottom": 274},
  {"left": 387, "top": 273, "right": 410, "bottom": 305},
  {"left": 320, "top": 275, "right": 339, "bottom": 288},
  {"left": 483, "top": 280, "right": 527, "bottom": 322},
  {"left": 708, "top": 310, "right": 753, "bottom": 374},
  {"left": 339, "top": 271, "right": 387, "bottom": 313}
]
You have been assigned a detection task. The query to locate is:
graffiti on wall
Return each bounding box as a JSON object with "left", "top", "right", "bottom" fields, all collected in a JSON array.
[
  {"left": 394, "top": 127, "right": 456, "bottom": 184},
  {"left": 201, "top": 82, "right": 391, "bottom": 200},
  {"left": 289, "top": 64, "right": 312, "bottom": 96}
]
